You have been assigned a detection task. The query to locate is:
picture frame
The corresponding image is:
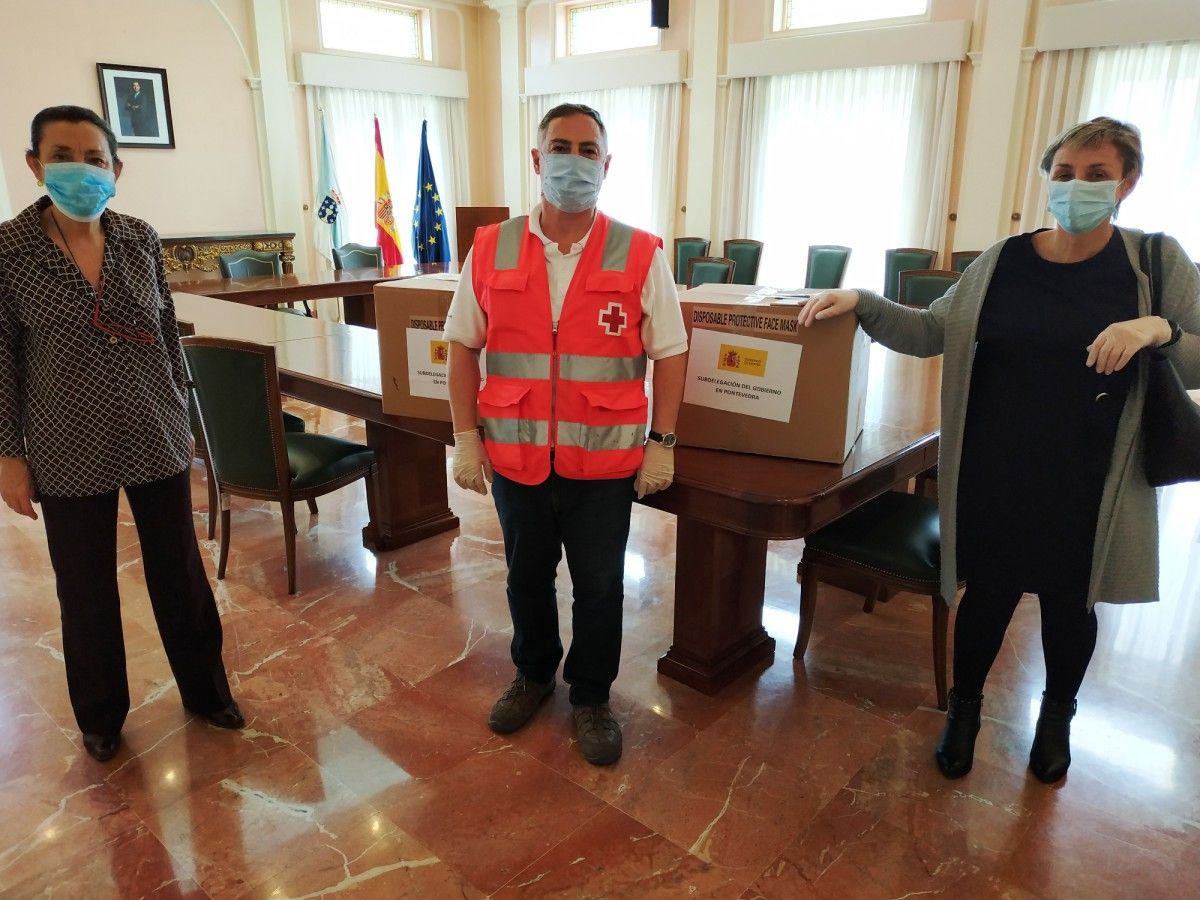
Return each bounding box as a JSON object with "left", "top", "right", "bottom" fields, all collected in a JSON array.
[{"left": 95, "top": 63, "right": 175, "bottom": 149}]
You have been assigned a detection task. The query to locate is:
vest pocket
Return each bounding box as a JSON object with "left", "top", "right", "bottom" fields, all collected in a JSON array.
[
  {"left": 585, "top": 271, "right": 636, "bottom": 293},
  {"left": 479, "top": 380, "right": 538, "bottom": 469}
]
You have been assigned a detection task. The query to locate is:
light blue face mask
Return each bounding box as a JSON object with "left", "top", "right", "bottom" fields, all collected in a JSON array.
[
  {"left": 539, "top": 152, "right": 604, "bottom": 214},
  {"left": 42, "top": 162, "right": 117, "bottom": 222},
  {"left": 1046, "top": 178, "right": 1119, "bottom": 235}
]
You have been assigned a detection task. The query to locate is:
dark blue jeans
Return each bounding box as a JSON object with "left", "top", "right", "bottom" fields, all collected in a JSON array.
[{"left": 491, "top": 469, "right": 634, "bottom": 706}]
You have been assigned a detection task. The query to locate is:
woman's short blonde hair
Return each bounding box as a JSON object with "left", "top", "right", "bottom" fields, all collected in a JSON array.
[{"left": 1040, "top": 116, "right": 1143, "bottom": 180}]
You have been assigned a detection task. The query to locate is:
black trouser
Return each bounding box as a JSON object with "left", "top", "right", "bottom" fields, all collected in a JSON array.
[
  {"left": 40, "top": 468, "right": 234, "bottom": 736},
  {"left": 952, "top": 581, "right": 1098, "bottom": 702},
  {"left": 491, "top": 470, "right": 634, "bottom": 706}
]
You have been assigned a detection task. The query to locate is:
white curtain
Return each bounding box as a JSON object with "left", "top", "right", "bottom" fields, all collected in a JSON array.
[
  {"left": 727, "top": 62, "right": 960, "bottom": 291},
  {"left": 1081, "top": 41, "right": 1200, "bottom": 259},
  {"left": 1018, "top": 49, "right": 1091, "bottom": 233},
  {"left": 524, "top": 84, "right": 682, "bottom": 245},
  {"left": 318, "top": 86, "right": 470, "bottom": 262}
]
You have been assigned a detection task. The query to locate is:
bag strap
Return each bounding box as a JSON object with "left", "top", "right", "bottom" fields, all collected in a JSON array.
[{"left": 1139, "top": 231, "right": 1165, "bottom": 318}]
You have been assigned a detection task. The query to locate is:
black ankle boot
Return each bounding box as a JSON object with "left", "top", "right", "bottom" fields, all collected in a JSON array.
[
  {"left": 1029, "top": 692, "right": 1077, "bottom": 783},
  {"left": 935, "top": 688, "right": 983, "bottom": 779}
]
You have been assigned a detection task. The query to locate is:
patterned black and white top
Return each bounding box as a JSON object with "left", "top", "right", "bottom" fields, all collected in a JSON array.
[{"left": 0, "top": 198, "right": 191, "bottom": 498}]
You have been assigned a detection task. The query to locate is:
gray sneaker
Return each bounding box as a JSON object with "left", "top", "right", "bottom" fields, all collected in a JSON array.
[
  {"left": 573, "top": 703, "right": 622, "bottom": 766},
  {"left": 488, "top": 674, "right": 555, "bottom": 734}
]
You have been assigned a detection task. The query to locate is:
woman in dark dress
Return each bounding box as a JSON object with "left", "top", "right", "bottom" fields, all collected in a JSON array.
[
  {"left": 0, "top": 106, "right": 243, "bottom": 761},
  {"left": 800, "top": 117, "right": 1200, "bottom": 784}
]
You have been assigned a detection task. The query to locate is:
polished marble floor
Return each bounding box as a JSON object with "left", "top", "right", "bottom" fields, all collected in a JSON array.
[{"left": 2, "top": 402, "right": 1198, "bottom": 898}]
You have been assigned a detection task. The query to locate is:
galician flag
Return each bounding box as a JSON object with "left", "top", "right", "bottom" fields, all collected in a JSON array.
[
  {"left": 313, "top": 109, "right": 343, "bottom": 265},
  {"left": 374, "top": 116, "right": 403, "bottom": 266},
  {"left": 412, "top": 120, "right": 450, "bottom": 265}
]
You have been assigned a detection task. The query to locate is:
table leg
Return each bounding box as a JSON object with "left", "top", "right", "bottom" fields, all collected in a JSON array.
[
  {"left": 342, "top": 293, "right": 376, "bottom": 328},
  {"left": 362, "top": 421, "right": 459, "bottom": 551},
  {"left": 657, "top": 516, "right": 776, "bottom": 694}
]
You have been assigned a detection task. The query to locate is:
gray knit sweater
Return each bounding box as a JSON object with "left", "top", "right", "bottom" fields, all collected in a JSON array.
[{"left": 855, "top": 227, "right": 1200, "bottom": 607}]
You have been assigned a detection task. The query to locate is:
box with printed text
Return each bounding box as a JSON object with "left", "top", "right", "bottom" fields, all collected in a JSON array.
[
  {"left": 676, "top": 284, "right": 871, "bottom": 463},
  {"left": 376, "top": 274, "right": 461, "bottom": 421}
]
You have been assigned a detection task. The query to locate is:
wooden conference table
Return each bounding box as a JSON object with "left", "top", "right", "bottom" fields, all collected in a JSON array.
[
  {"left": 167, "top": 262, "right": 454, "bottom": 328},
  {"left": 175, "top": 292, "right": 940, "bottom": 694}
]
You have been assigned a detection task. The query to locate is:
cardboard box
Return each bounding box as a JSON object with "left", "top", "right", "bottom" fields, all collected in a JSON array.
[
  {"left": 676, "top": 284, "right": 871, "bottom": 463},
  {"left": 376, "top": 274, "right": 461, "bottom": 421}
]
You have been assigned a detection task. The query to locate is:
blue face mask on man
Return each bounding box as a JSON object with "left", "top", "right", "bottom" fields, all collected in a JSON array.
[
  {"left": 42, "top": 162, "right": 117, "bottom": 222},
  {"left": 539, "top": 153, "right": 605, "bottom": 214},
  {"left": 1046, "top": 178, "right": 1120, "bottom": 235}
]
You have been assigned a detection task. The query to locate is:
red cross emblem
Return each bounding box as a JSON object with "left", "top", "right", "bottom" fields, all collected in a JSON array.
[{"left": 598, "top": 302, "right": 627, "bottom": 336}]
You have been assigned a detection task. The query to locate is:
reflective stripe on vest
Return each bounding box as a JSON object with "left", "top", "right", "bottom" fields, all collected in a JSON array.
[
  {"left": 481, "top": 417, "right": 550, "bottom": 446},
  {"left": 484, "top": 351, "right": 552, "bottom": 379},
  {"left": 495, "top": 217, "right": 528, "bottom": 270},
  {"left": 558, "top": 353, "right": 646, "bottom": 382},
  {"left": 556, "top": 421, "right": 646, "bottom": 452}
]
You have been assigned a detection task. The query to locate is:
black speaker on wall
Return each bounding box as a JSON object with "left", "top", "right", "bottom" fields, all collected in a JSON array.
[{"left": 651, "top": 0, "right": 669, "bottom": 28}]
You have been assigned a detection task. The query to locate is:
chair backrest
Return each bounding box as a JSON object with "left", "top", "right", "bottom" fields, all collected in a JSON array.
[
  {"left": 950, "top": 250, "right": 981, "bottom": 274},
  {"left": 218, "top": 250, "right": 283, "bottom": 278},
  {"left": 332, "top": 243, "right": 383, "bottom": 270},
  {"left": 883, "top": 247, "right": 937, "bottom": 301},
  {"left": 674, "top": 237, "right": 711, "bottom": 282},
  {"left": 805, "top": 245, "right": 852, "bottom": 289},
  {"left": 723, "top": 239, "right": 763, "bottom": 285},
  {"left": 898, "top": 268, "right": 960, "bottom": 309},
  {"left": 181, "top": 337, "right": 290, "bottom": 496},
  {"left": 687, "top": 256, "right": 737, "bottom": 288},
  {"left": 455, "top": 206, "right": 510, "bottom": 263}
]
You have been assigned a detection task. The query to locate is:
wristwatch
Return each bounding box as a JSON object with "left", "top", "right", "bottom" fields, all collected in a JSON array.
[
  {"left": 1161, "top": 319, "right": 1183, "bottom": 349},
  {"left": 647, "top": 430, "right": 677, "bottom": 448}
]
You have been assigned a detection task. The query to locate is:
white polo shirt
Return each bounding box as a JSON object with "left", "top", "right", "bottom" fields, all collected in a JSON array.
[{"left": 443, "top": 204, "right": 688, "bottom": 360}]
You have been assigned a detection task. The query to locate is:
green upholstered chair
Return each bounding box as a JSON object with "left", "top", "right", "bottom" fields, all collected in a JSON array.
[
  {"left": 332, "top": 243, "right": 384, "bottom": 270},
  {"left": 898, "top": 268, "right": 960, "bottom": 309},
  {"left": 795, "top": 491, "right": 959, "bottom": 711},
  {"left": 883, "top": 247, "right": 937, "bottom": 301},
  {"left": 182, "top": 337, "right": 378, "bottom": 594},
  {"left": 723, "top": 239, "right": 764, "bottom": 285},
  {"left": 217, "top": 250, "right": 282, "bottom": 278},
  {"left": 686, "top": 256, "right": 737, "bottom": 288},
  {"left": 673, "top": 237, "right": 711, "bottom": 283},
  {"left": 217, "top": 250, "right": 310, "bottom": 316},
  {"left": 805, "top": 245, "right": 852, "bottom": 289},
  {"left": 950, "top": 250, "right": 981, "bottom": 274}
]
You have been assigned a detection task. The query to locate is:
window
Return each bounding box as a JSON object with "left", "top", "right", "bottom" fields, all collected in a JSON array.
[
  {"left": 564, "top": 0, "right": 658, "bottom": 56},
  {"left": 735, "top": 62, "right": 957, "bottom": 291},
  {"left": 777, "top": 0, "right": 928, "bottom": 32},
  {"left": 319, "top": 0, "right": 427, "bottom": 60},
  {"left": 1080, "top": 41, "right": 1200, "bottom": 258}
]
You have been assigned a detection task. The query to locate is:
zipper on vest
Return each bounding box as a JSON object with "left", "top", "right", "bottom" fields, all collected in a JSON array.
[{"left": 550, "top": 321, "right": 559, "bottom": 450}]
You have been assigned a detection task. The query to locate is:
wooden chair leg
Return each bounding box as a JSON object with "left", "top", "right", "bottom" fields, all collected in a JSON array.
[
  {"left": 217, "top": 495, "right": 231, "bottom": 580},
  {"left": 306, "top": 498, "right": 318, "bottom": 516},
  {"left": 795, "top": 558, "right": 820, "bottom": 658},
  {"left": 363, "top": 467, "right": 379, "bottom": 527},
  {"left": 204, "top": 456, "right": 218, "bottom": 541},
  {"left": 862, "top": 584, "right": 886, "bottom": 614},
  {"left": 932, "top": 593, "right": 949, "bottom": 711},
  {"left": 281, "top": 500, "right": 298, "bottom": 595}
]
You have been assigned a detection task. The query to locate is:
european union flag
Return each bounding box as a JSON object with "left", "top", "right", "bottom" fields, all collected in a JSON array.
[{"left": 412, "top": 120, "right": 449, "bottom": 265}]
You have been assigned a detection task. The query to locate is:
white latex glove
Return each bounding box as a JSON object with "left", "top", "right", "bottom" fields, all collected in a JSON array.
[
  {"left": 452, "top": 430, "right": 492, "bottom": 495},
  {"left": 634, "top": 441, "right": 674, "bottom": 500}
]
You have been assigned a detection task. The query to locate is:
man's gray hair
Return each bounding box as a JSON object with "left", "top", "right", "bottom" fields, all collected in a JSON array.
[{"left": 537, "top": 103, "right": 607, "bottom": 151}]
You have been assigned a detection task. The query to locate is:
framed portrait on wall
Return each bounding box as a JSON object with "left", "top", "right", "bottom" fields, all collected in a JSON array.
[{"left": 96, "top": 63, "right": 175, "bottom": 148}]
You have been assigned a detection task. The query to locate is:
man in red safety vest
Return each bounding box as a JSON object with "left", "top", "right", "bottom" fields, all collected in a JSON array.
[{"left": 445, "top": 103, "right": 688, "bottom": 766}]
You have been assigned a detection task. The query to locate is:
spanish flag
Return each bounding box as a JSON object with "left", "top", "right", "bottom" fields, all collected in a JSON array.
[{"left": 374, "top": 117, "right": 403, "bottom": 266}]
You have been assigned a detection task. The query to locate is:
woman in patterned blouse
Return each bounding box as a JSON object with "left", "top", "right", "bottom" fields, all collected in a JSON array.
[{"left": 0, "top": 106, "right": 243, "bottom": 761}]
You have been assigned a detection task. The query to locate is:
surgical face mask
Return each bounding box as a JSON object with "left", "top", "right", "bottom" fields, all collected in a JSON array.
[
  {"left": 539, "top": 152, "right": 604, "bottom": 214},
  {"left": 42, "top": 162, "right": 117, "bottom": 222},
  {"left": 1047, "top": 178, "right": 1119, "bottom": 235}
]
